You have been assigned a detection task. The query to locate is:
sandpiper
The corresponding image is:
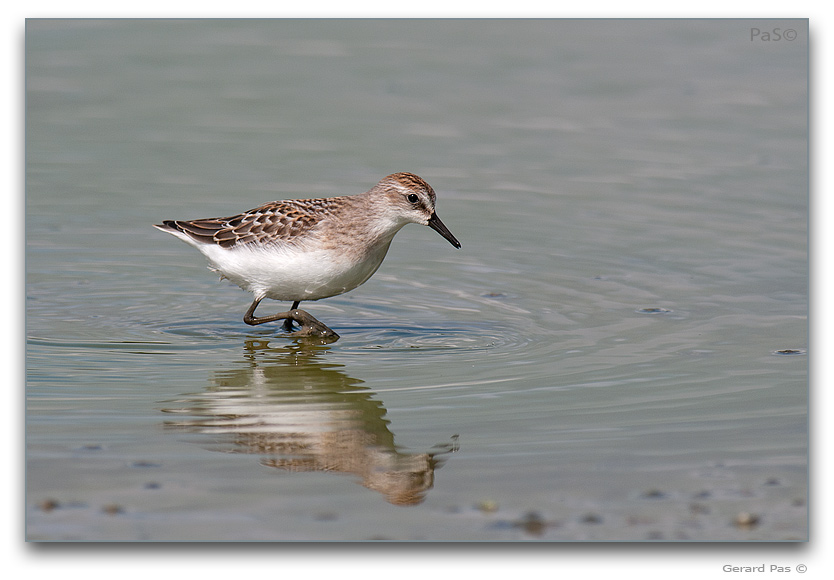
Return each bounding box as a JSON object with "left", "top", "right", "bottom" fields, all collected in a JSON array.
[{"left": 154, "top": 172, "right": 461, "bottom": 339}]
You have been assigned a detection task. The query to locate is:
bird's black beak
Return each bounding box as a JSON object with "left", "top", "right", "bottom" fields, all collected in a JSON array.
[{"left": 428, "top": 213, "right": 461, "bottom": 249}]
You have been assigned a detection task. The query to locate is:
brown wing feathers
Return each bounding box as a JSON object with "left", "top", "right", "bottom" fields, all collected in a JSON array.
[{"left": 160, "top": 200, "right": 332, "bottom": 249}]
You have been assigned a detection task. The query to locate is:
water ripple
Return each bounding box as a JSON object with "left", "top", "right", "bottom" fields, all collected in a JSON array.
[{"left": 336, "top": 320, "right": 534, "bottom": 358}]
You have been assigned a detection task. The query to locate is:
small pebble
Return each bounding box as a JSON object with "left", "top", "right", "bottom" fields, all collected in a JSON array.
[
  {"left": 38, "top": 499, "right": 60, "bottom": 512},
  {"left": 733, "top": 512, "right": 760, "bottom": 529},
  {"left": 689, "top": 502, "right": 710, "bottom": 515},
  {"left": 483, "top": 292, "right": 508, "bottom": 298},
  {"left": 102, "top": 504, "right": 124, "bottom": 515},
  {"left": 476, "top": 499, "right": 499, "bottom": 513},
  {"left": 580, "top": 513, "right": 603, "bottom": 524},
  {"left": 517, "top": 511, "right": 547, "bottom": 536},
  {"left": 636, "top": 307, "right": 672, "bottom": 314},
  {"left": 773, "top": 349, "right": 806, "bottom": 355}
]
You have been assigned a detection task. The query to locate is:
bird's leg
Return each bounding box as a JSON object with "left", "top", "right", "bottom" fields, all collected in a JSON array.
[
  {"left": 282, "top": 301, "right": 300, "bottom": 332},
  {"left": 243, "top": 297, "right": 292, "bottom": 326},
  {"left": 243, "top": 298, "right": 338, "bottom": 339}
]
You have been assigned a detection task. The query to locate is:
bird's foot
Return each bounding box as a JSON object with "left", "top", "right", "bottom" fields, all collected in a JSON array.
[{"left": 286, "top": 309, "right": 340, "bottom": 340}]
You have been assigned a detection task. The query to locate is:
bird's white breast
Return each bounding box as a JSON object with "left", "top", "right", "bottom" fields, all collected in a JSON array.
[{"left": 196, "top": 240, "right": 393, "bottom": 302}]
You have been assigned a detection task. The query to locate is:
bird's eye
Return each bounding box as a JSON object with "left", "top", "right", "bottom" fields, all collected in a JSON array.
[{"left": 407, "top": 193, "right": 419, "bottom": 204}]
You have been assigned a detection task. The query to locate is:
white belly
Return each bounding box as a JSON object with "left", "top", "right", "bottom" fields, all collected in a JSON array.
[{"left": 196, "top": 241, "right": 392, "bottom": 303}]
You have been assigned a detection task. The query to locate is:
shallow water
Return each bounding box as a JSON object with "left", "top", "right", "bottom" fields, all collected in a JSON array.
[{"left": 26, "top": 19, "right": 807, "bottom": 541}]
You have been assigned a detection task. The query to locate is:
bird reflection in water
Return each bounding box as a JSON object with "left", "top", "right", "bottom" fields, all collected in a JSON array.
[{"left": 161, "top": 339, "right": 459, "bottom": 506}]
